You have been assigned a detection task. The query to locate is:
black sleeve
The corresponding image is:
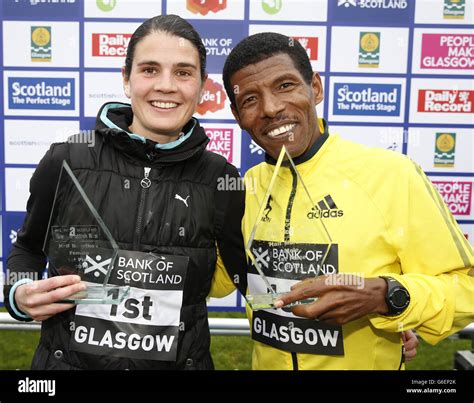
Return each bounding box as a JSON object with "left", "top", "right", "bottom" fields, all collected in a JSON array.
[
  {"left": 4, "top": 143, "right": 67, "bottom": 321},
  {"left": 214, "top": 163, "right": 248, "bottom": 295}
]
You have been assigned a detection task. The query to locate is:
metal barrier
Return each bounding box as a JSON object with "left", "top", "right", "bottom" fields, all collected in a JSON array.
[
  {"left": 0, "top": 313, "right": 251, "bottom": 336},
  {"left": 1, "top": 313, "right": 473, "bottom": 340}
]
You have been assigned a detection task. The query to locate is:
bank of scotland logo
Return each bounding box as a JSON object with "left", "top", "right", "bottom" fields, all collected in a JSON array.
[
  {"left": 251, "top": 246, "right": 270, "bottom": 269},
  {"left": 338, "top": 0, "right": 357, "bottom": 7},
  {"left": 82, "top": 255, "right": 111, "bottom": 278}
]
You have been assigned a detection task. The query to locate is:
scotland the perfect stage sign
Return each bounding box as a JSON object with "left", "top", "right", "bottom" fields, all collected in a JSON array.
[{"left": 331, "top": 0, "right": 413, "bottom": 25}]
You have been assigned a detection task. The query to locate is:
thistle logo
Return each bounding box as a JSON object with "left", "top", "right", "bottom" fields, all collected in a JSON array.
[
  {"left": 187, "top": 0, "right": 227, "bottom": 16},
  {"left": 92, "top": 33, "right": 131, "bottom": 57},
  {"left": 307, "top": 195, "right": 344, "bottom": 219},
  {"left": 96, "top": 0, "right": 116, "bottom": 12},
  {"left": 434, "top": 132, "right": 456, "bottom": 168},
  {"left": 417, "top": 89, "right": 473, "bottom": 113},
  {"left": 338, "top": 0, "right": 357, "bottom": 6},
  {"left": 82, "top": 254, "right": 111, "bottom": 278},
  {"left": 444, "top": 0, "right": 465, "bottom": 19},
  {"left": 31, "top": 26, "right": 51, "bottom": 62},
  {"left": 292, "top": 36, "right": 318, "bottom": 61},
  {"left": 359, "top": 32, "right": 380, "bottom": 68},
  {"left": 197, "top": 78, "right": 226, "bottom": 115},
  {"left": 262, "top": 0, "right": 282, "bottom": 14}
]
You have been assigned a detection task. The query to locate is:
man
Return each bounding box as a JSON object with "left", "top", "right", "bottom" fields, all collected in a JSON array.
[{"left": 220, "top": 32, "right": 474, "bottom": 370}]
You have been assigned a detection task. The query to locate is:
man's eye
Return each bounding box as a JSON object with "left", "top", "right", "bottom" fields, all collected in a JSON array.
[
  {"left": 144, "top": 67, "right": 157, "bottom": 75},
  {"left": 242, "top": 96, "right": 256, "bottom": 106},
  {"left": 279, "top": 82, "right": 294, "bottom": 89}
]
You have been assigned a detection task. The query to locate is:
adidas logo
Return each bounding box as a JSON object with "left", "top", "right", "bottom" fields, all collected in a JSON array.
[{"left": 307, "top": 195, "right": 344, "bottom": 219}]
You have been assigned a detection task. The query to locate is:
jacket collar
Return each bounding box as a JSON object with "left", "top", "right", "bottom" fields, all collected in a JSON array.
[{"left": 95, "top": 102, "right": 209, "bottom": 165}]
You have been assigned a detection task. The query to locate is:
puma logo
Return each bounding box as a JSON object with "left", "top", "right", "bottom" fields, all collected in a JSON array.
[{"left": 175, "top": 194, "right": 190, "bottom": 207}]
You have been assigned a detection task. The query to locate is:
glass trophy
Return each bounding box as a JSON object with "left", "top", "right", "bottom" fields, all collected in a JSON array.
[
  {"left": 245, "top": 145, "right": 335, "bottom": 310},
  {"left": 43, "top": 161, "right": 130, "bottom": 304}
]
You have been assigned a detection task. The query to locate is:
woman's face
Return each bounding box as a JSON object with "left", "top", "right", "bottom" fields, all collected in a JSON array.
[{"left": 123, "top": 31, "right": 205, "bottom": 143}]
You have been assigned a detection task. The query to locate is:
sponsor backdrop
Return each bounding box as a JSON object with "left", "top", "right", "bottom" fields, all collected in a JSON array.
[{"left": 0, "top": 0, "right": 473, "bottom": 311}]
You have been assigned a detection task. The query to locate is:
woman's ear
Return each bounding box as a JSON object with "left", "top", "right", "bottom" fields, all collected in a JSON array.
[{"left": 122, "top": 66, "right": 131, "bottom": 98}]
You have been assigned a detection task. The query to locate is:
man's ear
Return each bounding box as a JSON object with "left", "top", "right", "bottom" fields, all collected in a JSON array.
[
  {"left": 122, "top": 66, "right": 131, "bottom": 98},
  {"left": 311, "top": 72, "right": 324, "bottom": 106},
  {"left": 230, "top": 104, "right": 241, "bottom": 127}
]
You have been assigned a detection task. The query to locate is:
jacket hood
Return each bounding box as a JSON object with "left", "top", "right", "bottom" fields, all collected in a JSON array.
[{"left": 95, "top": 102, "right": 210, "bottom": 165}]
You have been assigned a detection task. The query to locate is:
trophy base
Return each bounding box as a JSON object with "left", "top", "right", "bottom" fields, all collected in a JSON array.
[
  {"left": 61, "top": 284, "right": 130, "bottom": 304},
  {"left": 246, "top": 292, "right": 317, "bottom": 311}
]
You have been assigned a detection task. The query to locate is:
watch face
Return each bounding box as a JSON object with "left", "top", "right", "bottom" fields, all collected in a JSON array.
[{"left": 391, "top": 289, "right": 408, "bottom": 308}]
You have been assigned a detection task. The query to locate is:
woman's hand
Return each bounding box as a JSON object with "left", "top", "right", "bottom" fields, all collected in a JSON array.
[{"left": 15, "top": 275, "right": 86, "bottom": 321}]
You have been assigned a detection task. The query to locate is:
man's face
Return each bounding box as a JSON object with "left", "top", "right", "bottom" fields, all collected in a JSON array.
[{"left": 230, "top": 53, "right": 323, "bottom": 159}]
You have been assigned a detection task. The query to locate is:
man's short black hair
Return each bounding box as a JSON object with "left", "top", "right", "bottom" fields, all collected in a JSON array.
[{"left": 223, "top": 32, "right": 313, "bottom": 107}]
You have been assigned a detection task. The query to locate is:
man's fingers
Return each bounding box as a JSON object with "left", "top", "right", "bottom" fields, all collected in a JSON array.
[
  {"left": 29, "top": 275, "right": 82, "bottom": 294},
  {"left": 290, "top": 277, "right": 321, "bottom": 291},
  {"left": 275, "top": 282, "right": 325, "bottom": 308}
]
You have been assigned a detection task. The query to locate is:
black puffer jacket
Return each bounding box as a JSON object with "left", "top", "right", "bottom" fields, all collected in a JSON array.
[{"left": 4, "top": 102, "right": 246, "bottom": 370}]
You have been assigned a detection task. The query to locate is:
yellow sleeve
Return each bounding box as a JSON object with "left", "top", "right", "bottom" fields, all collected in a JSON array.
[
  {"left": 369, "top": 159, "right": 474, "bottom": 344},
  {"left": 208, "top": 247, "right": 238, "bottom": 298}
]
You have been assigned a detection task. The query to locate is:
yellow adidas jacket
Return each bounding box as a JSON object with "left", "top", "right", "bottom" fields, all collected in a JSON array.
[{"left": 231, "top": 122, "right": 473, "bottom": 370}]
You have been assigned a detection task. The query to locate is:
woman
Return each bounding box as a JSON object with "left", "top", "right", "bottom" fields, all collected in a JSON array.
[{"left": 4, "top": 15, "right": 245, "bottom": 370}]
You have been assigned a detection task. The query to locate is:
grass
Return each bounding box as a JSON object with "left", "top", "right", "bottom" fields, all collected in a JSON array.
[{"left": 0, "top": 311, "right": 470, "bottom": 370}]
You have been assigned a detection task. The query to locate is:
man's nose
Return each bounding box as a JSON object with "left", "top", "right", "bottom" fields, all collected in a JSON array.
[
  {"left": 261, "top": 93, "right": 284, "bottom": 118},
  {"left": 153, "top": 71, "right": 178, "bottom": 93}
]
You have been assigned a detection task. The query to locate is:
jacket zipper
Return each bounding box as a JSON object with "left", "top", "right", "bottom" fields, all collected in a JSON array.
[
  {"left": 133, "top": 167, "right": 151, "bottom": 250},
  {"left": 286, "top": 168, "right": 299, "bottom": 370}
]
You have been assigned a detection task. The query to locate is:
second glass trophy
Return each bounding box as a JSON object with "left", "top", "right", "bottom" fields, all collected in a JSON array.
[
  {"left": 43, "top": 161, "right": 130, "bottom": 304},
  {"left": 245, "top": 145, "right": 335, "bottom": 310}
]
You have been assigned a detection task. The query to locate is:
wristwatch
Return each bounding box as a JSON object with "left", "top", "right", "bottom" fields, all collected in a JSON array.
[{"left": 379, "top": 276, "right": 410, "bottom": 316}]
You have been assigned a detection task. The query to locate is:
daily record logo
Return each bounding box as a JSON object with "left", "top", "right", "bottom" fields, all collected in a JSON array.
[
  {"left": 333, "top": 83, "right": 401, "bottom": 116},
  {"left": 421, "top": 34, "right": 474, "bottom": 70},
  {"left": 92, "top": 33, "right": 131, "bottom": 57},
  {"left": 418, "top": 89, "right": 473, "bottom": 113},
  {"left": 8, "top": 77, "right": 75, "bottom": 110},
  {"left": 307, "top": 195, "right": 344, "bottom": 219},
  {"left": 337, "top": 0, "right": 407, "bottom": 8},
  {"left": 293, "top": 36, "right": 318, "bottom": 61}
]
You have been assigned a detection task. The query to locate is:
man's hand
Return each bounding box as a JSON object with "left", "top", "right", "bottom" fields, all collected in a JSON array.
[
  {"left": 402, "top": 330, "right": 419, "bottom": 362},
  {"left": 273, "top": 274, "right": 389, "bottom": 326},
  {"left": 15, "top": 275, "right": 86, "bottom": 321}
]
